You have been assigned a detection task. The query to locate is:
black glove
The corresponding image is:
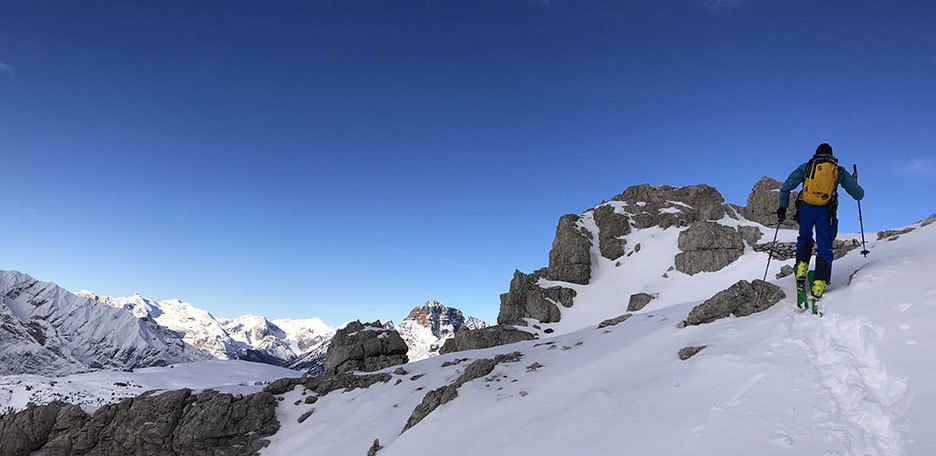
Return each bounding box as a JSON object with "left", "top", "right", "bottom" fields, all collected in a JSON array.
[{"left": 776, "top": 207, "right": 787, "bottom": 223}]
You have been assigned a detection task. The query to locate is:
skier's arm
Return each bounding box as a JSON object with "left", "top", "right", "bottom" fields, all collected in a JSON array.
[
  {"left": 838, "top": 166, "right": 865, "bottom": 201},
  {"left": 779, "top": 163, "right": 807, "bottom": 208}
]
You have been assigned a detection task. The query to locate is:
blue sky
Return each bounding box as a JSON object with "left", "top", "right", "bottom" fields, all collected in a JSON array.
[{"left": 1, "top": 1, "right": 934, "bottom": 326}]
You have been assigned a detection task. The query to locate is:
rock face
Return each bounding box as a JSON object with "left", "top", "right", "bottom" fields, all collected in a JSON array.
[
  {"left": 397, "top": 301, "right": 488, "bottom": 361},
  {"left": 674, "top": 222, "right": 745, "bottom": 275},
  {"left": 627, "top": 293, "right": 655, "bottom": 312},
  {"left": 593, "top": 205, "right": 630, "bottom": 260},
  {"left": 324, "top": 321, "right": 409, "bottom": 375},
  {"left": 737, "top": 226, "right": 764, "bottom": 247},
  {"left": 498, "top": 269, "right": 576, "bottom": 325},
  {"left": 547, "top": 214, "right": 593, "bottom": 285},
  {"left": 609, "top": 184, "right": 728, "bottom": 229},
  {"left": 0, "top": 389, "right": 279, "bottom": 456},
  {"left": 685, "top": 280, "right": 786, "bottom": 326},
  {"left": 744, "top": 176, "right": 797, "bottom": 228},
  {"left": 439, "top": 326, "right": 535, "bottom": 355},
  {"left": 752, "top": 239, "right": 861, "bottom": 261}
]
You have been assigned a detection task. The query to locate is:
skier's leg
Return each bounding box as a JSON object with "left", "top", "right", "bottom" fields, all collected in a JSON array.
[
  {"left": 795, "top": 203, "right": 818, "bottom": 275},
  {"left": 814, "top": 210, "right": 836, "bottom": 283}
]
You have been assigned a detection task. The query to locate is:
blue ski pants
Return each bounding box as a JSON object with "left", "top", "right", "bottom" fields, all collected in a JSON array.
[{"left": 795, "top": 202, "right": 837, "bottom": 282}]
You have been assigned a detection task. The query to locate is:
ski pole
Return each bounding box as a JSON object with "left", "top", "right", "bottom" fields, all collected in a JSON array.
[
  {"left": 755, "top": 221, "right": 782, "bottom": 308},
  {"left": 853, "top": 164, "right": 870, "bottom": 257}
]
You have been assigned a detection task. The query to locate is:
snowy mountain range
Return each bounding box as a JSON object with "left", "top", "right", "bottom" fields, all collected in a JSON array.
[
  {"left": 5, "top": 180, "right": 936, "bottom": 455},
  {"left": 1, "top": 273, "right": 487, "bottom": 378}
]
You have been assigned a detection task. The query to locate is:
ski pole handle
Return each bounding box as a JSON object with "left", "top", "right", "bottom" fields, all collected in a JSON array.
[{"left": 853, "top": 164, "right": 858, "bottom": 180}]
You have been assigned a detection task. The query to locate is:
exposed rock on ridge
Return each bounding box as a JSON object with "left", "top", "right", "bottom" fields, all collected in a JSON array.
[
  {"left": 324, "top": 320, "right": 408, "bottom": 375},
  {"left": 0, "top": 389, "right": 279, "bottom": 456},
  {"left": 684, "top": 280, "right": 785, "bottom": 326},
  {"left": 440, "top": 325, "right": 535, "bottom": 355},
  {"left": 674, "top": 221, "right": 745, "bottom": 276}
]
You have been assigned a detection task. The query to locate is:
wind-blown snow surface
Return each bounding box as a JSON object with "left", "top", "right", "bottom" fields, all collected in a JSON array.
[
  {"left": 0, "top": 360, "right": 299, "bottom": 415},
  {"left": 262, "top": 218, "right": 936, "bottom": 456}
]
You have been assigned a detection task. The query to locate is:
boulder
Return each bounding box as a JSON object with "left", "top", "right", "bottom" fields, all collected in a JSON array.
[
  {"left": 439, "top": 326, "right": 535, "bottom": 355},
  {"left": 597, "top": 314, "right": 632, "bottom": 329},
  {"left": 776, "top": 265, "right": 795, "bottom": 279},
  {"left": 546, "top": 214, "right": 592, "bottom": 285},
  {"left": 877, "top": 227, "right": 914, "bottom": 241},
  {"left": 685, "top": 280, "right": 785, "bottom": 326},
  {"left": 744, "top": 176, "right": 797, "bottom": 228},
  {"left": 737, "top": 226, "right": 764, "bottom": 247},
  {"left": 498, "top": 269, "right": 575, "bottom": 325},
  {"left": 592, "top": 205, "right": 630, "bottom": 260},
  {"left": 678, "top": 345, "right": 707, "bottom": 361},
  {"left": 674, "top": 222, "right": 745, "bottom": 275},
  {"left": 627, "top": 293, "right": 655, "bottom": 312},
  {"left": 324, "top": 321, "right": 409, "bottom": 376}
]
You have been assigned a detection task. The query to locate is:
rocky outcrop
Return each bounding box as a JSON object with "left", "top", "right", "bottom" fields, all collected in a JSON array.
[
  {"left": 264, "top": 372, "right": 392, "bottom": 397},
  {"left": 921, "top": 214, "right": 936, "bottom": 227},
  {"left": 776, "top": 265, "right": 794, "bottom": 279},
  {"left": 593, "top": 205, "right": 630, "bottom": 260},
  {"left": 752, "top": 239, "right": 861, "bottom": 261},
  {"left": 0, "top": 389, "right": 279, "bottom": 456},
  {"left": 402, "top": 353, "right": 522, "bottom": 433},
  {"left": 744, "top": 176, "right": 797, "bottom": 228},
  {"left": 609, "top": 184, "right": 728, "bottom": 229},
  {"left": 324, "top": 321, "right": 408, "bottom": 376},
  {"left": 546, "top": 215, "right": 593, "bottom": 285},
  {"left": 627, "top": 293, "right": 655, "bottom": 312},
  {"left": 439, "top": 325, "right": 535, "bottom": 355},
  {"left": 877, "top": 227, "right": 915, "bottom": 241},
  {"left": 498, "top": 269, "right": 576, "bottom": 325},
  {"left": 674, "top": 222, "right": 745, "bottom": 275},
  {"left": 678, "top": 345, "right": 707, "bottom": 360},
  {"left": 597, "top": 314, "right": 632, "bottom": 329},
  {"left": 684, "top": 280, "right": 785, "bottom": 326},
  {"left": 737, "top": 226, "right": 764, "bottom": 247}
]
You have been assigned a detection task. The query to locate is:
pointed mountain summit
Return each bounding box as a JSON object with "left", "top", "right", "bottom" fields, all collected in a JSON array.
[{"left": 396, "top": 300, "right": 489, "bottom": 361}]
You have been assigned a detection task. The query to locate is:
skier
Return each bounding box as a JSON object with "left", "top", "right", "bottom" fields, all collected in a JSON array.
[{"left": 776, "top": 143, "right": 864, "bottom": 300}]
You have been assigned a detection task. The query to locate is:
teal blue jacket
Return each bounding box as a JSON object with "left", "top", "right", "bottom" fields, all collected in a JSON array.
[{"left": 779, "top": 154, "right": 865, "bottom": 208}]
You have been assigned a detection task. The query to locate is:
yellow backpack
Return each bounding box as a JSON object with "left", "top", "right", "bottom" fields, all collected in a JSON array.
[{"left": 800, "top": 156, "right": 839, "bottom": 206}]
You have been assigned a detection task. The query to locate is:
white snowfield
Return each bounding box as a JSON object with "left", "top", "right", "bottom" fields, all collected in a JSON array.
[
  {"left": 0, "top": 360, "right": 300, "bottom": 415},
  {"left": 262, "top": 216, "right": 936, "bottom": 456}
]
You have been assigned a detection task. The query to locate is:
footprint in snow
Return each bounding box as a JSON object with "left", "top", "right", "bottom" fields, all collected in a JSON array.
[
  {"left": 905, "top": 340, "right": 919, "bottom": 346},
  {"left": 898, "top": 325, "right": 911, "bottom": 331},
  {"left": 892, "top": 303, "right": 912, "bottom": 312}
]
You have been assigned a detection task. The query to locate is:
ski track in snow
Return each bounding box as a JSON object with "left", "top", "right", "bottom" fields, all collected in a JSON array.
[{"left": 785, "top": 304, "right": 908, "bottom": 456}]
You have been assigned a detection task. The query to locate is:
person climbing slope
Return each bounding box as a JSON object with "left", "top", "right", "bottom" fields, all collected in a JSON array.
[{"left": 776, "top": 143, "right": 864, "bottom": 300}]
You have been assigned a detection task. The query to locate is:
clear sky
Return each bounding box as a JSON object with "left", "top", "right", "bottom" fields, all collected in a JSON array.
[{"left": 1, "top": 1, "right": 934, "bottom": 326}]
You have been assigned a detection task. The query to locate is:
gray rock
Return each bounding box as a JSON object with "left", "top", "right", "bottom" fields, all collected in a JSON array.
[
  {"left": 324, "top": 320, "right": 409, "bottom": 375},
  {"left": 877, "top": 227, "right": 914, "bottom": 240},
  {"left": 921, "top": 214, "right": 936, "bottom": 227},
  {"left": 627, "top": 293, "right": 655, "bottom": 312},
  {"left": 776, "top": 265, "right": 795, "bottom": 279},
  {"left": 401, "top": 358, "right": 501, "bottom": 433},
  {"left": 753, "top": 239, "right": 861, "bottom": 261},
  {"left": 3, "top": 388, "right": 281, "bottom": 456},
  {"left": 737, "top": 226, "right": 764, "bottom": 247},
  {"left": 744, "top": 176, "right": 798, "bottom": 228},
  {"left": 597, "top": 313, "right": 632, "bottom": 328},
  {"left": 609, "top": 184, "right": 728, "bottom": 229},
  {"left": 439, "top": 325, "right": 535, "bottom": 355},
  {"left": 685, "top": 280, "right": 785, "bottom": 326},
  {"left": 366, "top": 438, "right": 383, "bottom": 456},
  {"left": 498, "top": 269, "right": 576, "bottom": 325},
  {"left": 546, "top": 214, "right": 593, "bottom": 285},
  {"left": 678, "top": 345, "right": 707, "bottom": 360},
  {"left": 593, "top": 205, "right": 631, "bottom": 260},
  {"left": 674, "top": 222, "right": 744, "bottom": 275},
  {"left": 265, "top": 372, "right": 392, "bottom": 397}
]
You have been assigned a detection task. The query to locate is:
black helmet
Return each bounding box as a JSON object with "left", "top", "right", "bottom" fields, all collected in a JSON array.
[{"left": 815, "top": 143, "right": 833, "bottom": 156}]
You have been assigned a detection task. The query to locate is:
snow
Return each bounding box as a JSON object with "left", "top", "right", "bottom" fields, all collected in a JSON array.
[
  {"left": 0, "top": 360, "right": 300, "bottom": 414},
  {"left": 259, "top": 216, "right": 936, "bottom": 456}
]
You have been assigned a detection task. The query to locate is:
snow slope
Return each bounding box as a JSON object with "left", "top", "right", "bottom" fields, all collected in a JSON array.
[
  {"left": 261, "top": 216, "right": 936, "bottom": 456},
  {"left": 0, "top": 360, "right": 300, "bottom": 416}
]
